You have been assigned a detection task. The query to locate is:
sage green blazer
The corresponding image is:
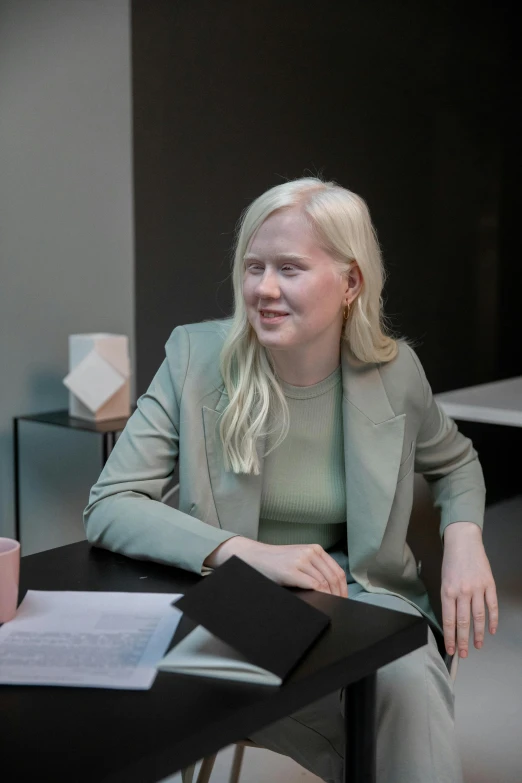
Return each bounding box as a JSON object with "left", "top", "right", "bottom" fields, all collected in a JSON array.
[{"left": 84, "top": 319, "right": 486, "bottom": 635}]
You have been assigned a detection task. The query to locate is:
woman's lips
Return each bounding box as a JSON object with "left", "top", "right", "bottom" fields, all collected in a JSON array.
[{"left": 259, "top": 311, "right": 289, "bottom": 325}]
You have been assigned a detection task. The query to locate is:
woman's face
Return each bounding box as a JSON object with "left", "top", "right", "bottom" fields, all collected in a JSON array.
[{"left": 242, "top": 207, "right": 352, "bottom": 356}]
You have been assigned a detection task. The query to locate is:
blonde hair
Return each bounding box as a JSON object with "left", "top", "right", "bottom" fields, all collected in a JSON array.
[{"left": 218, "top": 176, "right": 408, "bottom": 475}]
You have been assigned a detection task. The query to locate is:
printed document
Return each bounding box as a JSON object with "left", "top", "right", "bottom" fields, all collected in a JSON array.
[{"left": 0, "top": 590, "right": 183, "bottom": 689}]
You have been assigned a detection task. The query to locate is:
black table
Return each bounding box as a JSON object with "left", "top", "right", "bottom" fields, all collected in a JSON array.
[{"left": 0, "top": 542, "right": 428, "bottom": 783}]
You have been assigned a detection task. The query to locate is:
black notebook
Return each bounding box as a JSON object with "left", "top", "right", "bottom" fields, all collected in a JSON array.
[{"left": 156, "top": 556, "right": 331, "bottom": 686}]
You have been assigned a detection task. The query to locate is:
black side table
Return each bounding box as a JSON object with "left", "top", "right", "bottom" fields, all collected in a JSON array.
[{"left": 13, "top": 409, "right": 132, "bottom": 542}]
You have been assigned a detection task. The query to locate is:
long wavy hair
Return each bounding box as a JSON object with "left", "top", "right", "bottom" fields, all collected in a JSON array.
[{"left": 218, "top": 177, "right": 408, "bottom": 475}]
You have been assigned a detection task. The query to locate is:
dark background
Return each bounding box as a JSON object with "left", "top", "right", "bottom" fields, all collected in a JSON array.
[{"left": 131, "top": 0, "right": 521, "bottom": 504}]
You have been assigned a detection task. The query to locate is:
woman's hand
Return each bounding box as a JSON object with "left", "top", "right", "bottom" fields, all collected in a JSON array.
[
  {"left": 441, "top": 522, "right": 499, "bottom": 658},
  {"left": 204, "top": 537, "right": 348, "bottom": 597}
]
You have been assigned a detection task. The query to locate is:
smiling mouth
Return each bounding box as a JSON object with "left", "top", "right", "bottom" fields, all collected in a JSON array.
[{"left": 259, "top": 310, "right": 289, "bottom": 319}]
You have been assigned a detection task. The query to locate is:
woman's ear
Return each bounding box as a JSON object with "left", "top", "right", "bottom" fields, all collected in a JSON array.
[{"left": 346, "top": 263, "right": 363, "bottom": 303}]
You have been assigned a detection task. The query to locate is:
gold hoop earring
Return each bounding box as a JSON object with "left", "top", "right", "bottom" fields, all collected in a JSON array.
[{"left": 343, "top": 303, "right": 350, "bottom": 322}]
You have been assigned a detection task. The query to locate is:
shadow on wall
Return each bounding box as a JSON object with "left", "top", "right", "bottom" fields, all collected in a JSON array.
[{"left": 25, "top": 367, "right": 70, "bottom": 416}]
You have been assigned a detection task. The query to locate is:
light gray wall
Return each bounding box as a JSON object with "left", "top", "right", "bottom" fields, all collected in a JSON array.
[{"left": 0, "top": 0, "right": 134, "bottom": 552}]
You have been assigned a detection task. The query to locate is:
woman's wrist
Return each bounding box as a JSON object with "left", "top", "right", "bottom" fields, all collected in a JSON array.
[
  {"left": 203, "top": 535, "right": 259, "bottom": 568},
  {"left": 443, "top": 521, "right": 483, "bottom": 550}
]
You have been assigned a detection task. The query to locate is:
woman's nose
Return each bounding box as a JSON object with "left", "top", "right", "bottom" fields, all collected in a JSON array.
[{"left": 256, "top": 270, "right": 280, "bottom": 298}]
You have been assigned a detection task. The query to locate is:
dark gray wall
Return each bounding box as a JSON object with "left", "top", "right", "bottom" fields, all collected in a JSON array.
[{"left": 132, "top": 0, "right": 521, "bottom": 502}]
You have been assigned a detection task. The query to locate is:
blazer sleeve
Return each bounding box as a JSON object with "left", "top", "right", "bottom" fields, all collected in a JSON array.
[
  {"left": 407, "top": 346, "right": 486, "bottom": 541},
  {"left": 83, "top": 325, "right": 238, "bottom": 574}
]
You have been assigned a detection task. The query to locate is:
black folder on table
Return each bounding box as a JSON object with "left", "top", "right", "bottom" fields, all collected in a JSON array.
[{"left": 159, "top": 556, "right": 331, "bottom": 685}]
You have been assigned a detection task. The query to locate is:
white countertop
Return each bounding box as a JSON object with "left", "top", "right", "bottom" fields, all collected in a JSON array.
[{"left": 435, "top": 376, "right": 522, "bottom": 427}]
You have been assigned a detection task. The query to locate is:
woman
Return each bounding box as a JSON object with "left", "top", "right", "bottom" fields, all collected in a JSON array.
[{"left": 84, "top": 177, "right": 498, "bottom": 783}]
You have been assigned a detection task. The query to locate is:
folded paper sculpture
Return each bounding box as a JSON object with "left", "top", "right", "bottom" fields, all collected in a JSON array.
[{"left": 63, "top": 334, "right": 131, "bottom": 421}]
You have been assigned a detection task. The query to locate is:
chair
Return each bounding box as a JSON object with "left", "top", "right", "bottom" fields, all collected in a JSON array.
[
  {"left": 407, "top": 473, "right": 458, "bottom": 676},
  {"left": 181, "top": 474, "right": 457, "bottom": 783}
]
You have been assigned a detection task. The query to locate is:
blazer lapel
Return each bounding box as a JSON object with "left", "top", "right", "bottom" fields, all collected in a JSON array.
[
  {"left": 341, "top": 344, "right": 405, "bottom": 579},
  {"left": 202, "top": 386, "right": 265, "bottom": 539}
]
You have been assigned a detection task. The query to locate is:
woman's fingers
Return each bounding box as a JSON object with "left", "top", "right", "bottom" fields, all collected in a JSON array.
[
  {"left": 441, "top": 592, "right": 457, "bottom": 656},
  {"left": 486, "top": 583, "right": 499, "bottom": 636},
  {"left": 244, "top": 543, "right": 349, "bottom": 597},
  {"left": 471, "top": 591, "right": 486, "bottom": 649},
  {"left": 442, "top": 584, "right": 499, "bottom": 657},
  {"left": 317, "top": 550, "right": 348, "bottom": 597},
  {"left": 301, "top": 545, "right": 347, "bottom": 597},
  {"left": 296, "top": 561, "right": 334, "bottom": 593},
  {"left": 456, "top": 594, "right": 471, "bottom": 658}
]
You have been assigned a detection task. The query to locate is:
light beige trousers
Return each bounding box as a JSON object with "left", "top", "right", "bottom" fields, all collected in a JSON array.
[{"left": 249, "top": 591, "right": 463, "bottom": 783}]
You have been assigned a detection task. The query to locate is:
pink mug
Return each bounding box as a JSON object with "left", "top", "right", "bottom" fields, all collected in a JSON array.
[{"left": 0, "top": 538, "right": 20, "bottom": 624}]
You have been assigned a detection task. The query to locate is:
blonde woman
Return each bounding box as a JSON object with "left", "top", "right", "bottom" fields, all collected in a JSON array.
[{"left": 84, "top": 177, "right": 498, "bottom": 783}]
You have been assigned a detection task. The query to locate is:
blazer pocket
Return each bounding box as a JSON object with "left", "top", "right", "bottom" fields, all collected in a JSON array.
[{"left": 397, "top": 441, "right": 415, "bottom": 483}]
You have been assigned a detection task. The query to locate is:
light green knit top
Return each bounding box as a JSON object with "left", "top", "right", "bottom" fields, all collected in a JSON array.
[{"left": 258, "top": 365, "right": 348, "bottom": 552}]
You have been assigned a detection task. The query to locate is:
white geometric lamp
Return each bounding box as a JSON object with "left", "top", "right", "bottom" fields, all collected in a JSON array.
[{"left": 63, "top": 334, "right": 131, "bottom": 421}]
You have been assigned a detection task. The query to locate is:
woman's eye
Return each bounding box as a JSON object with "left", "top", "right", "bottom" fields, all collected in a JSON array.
[{"left": 245, "top": 263, "right": 298, "bottom": 273}]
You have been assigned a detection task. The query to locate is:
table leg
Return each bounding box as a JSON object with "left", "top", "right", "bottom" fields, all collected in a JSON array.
[
  {"left": 102, "top": 433, "right": 109, "bottom": 465},
  {"left": 13, "top": 417, "right": 20, "bottom": 542},
  {"left": 108, "top": 431, "right": 117, "bottom": 454},
  {"left": 101, "top": 431, "right": 118, "bottom": 466},
  {"left": 344, "top": 672, "right": 376, "bottom": 783}
]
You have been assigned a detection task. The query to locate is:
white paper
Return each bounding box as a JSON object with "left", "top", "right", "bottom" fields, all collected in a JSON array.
[
  {"left": 63, "top": 350, "right": 125, "bottom": 412},
  {"left": 0, "top": 591, "right": 183, "bottom": 690},
  {"left": 157, "top": 624, "right": 281, "bottom": 686}
]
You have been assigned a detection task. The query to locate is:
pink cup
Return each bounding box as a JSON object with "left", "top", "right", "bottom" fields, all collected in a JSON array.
[{"left": 0, "top": 538, "right": 20, "bottom": 624}]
